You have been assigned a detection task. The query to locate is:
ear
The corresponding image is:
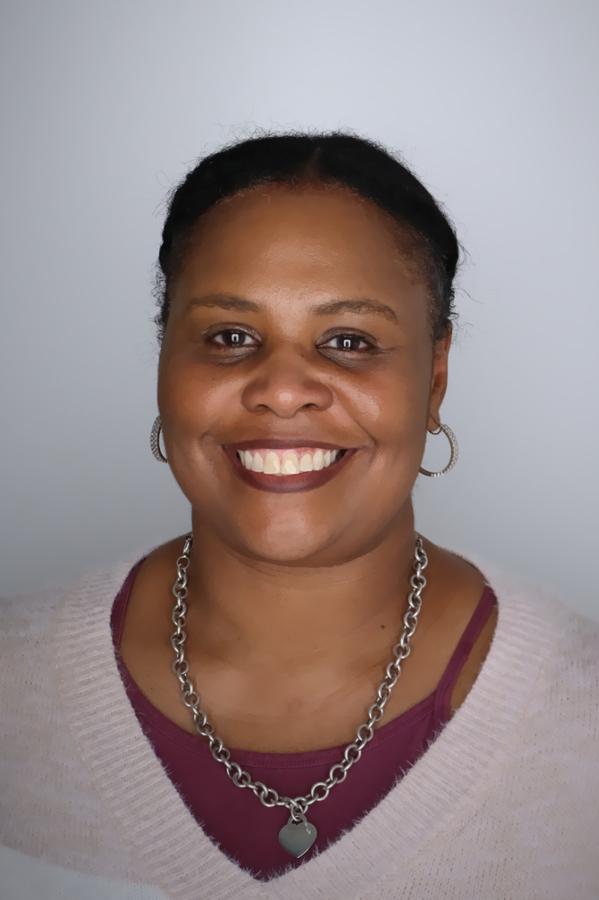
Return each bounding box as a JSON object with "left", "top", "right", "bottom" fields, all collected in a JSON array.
[{"left": 427, "top": 324, "right": 452, "bottom": 430}]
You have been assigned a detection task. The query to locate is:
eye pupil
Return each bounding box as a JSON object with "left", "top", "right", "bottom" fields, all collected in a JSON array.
[{"left": 335, "top": 334, "right": 366, "bottom": 352}]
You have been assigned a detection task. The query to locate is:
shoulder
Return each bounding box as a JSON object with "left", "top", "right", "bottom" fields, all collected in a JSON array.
[
  {"left": 0, "top": 560, "right": 133, "bottom": 645},
  {"left": 0, "top": 546, "right": 158, "bottom": 860},
  {"left": 539, "top": 598, "right": 599, "bottom": 721},
  {"left": 432, "top": 536, "right": 599, "bottom": 691},
  {"left": 0, "top": 541, "right": 161, "bottom": 689},
  {"left": 455, "top": 543, "right": 599, "bottom": 724},
  {"left": 508, "top": 600, "right": 599, "bottom": 803},
  {"left": 0, "top": 583, "right": 65, "bottom": 665}
]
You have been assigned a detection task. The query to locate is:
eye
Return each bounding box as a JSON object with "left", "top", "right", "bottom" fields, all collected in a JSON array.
[
  {"left": 320, "top": 332, "right": 376, "bottom": 354},
  {"left": 205, "top": 328, "right": 257, "bottom": 349}
]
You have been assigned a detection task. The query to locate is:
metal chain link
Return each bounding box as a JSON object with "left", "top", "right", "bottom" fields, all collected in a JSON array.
[{"left": 170, "top": 532, "right": 428, "bottom": 823}]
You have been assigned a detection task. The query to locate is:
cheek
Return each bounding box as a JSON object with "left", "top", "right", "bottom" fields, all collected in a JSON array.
[
  {"left": 158, "top": 353, "right": 229, "bottom": 431},
  {"left": 345, "top": 364, "right": 428, "bottom": 443},
  {"left": 351, "top": 368, "right": 429, "bottom": 490}
]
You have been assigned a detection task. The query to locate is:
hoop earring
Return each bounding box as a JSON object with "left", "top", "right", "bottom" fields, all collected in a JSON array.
[
  {"left": 150, "top": 415, "right": 168, "bottom": 463},
  {"left": 418, "top": 422, "right": 458, "bottom": 477}
]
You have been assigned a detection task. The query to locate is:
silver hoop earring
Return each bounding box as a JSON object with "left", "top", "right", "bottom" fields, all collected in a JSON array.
[
  {"left": 150, "top": 415, "right": 168, "bottom": 463},
  {"left": 418, "top": 422, "right": 458, "bottom": 477}
]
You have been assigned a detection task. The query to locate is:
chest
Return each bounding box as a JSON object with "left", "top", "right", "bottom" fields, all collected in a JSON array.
[{"left": 118, "top": 582, "right": 496, "bottom": 754}]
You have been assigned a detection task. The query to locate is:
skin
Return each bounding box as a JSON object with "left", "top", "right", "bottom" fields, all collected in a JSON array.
[{"left": 120, "top": 182, "right": 497, "bottom": 753}]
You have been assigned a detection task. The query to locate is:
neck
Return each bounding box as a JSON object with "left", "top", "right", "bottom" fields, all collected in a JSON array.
[{"left": 180, "top": 504, "right": 428, "bottom": 675}]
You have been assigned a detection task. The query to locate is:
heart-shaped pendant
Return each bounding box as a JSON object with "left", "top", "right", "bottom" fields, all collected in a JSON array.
[{"left": 278, "top": 813, "right": 318, "bottom": 858}]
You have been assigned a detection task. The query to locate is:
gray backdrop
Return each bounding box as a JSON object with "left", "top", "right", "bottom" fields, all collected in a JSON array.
[{"left": 1, "top": 0, "right": 597, "bottom": 618}]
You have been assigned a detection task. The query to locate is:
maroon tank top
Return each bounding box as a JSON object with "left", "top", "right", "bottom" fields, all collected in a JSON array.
[{"left": 111, "top": 557, "right": 497, "bottom": 881}]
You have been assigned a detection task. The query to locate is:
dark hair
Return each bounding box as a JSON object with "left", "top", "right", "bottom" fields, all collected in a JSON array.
[{"left": 154, "top": 129, "right": 460, "bottom": 345}]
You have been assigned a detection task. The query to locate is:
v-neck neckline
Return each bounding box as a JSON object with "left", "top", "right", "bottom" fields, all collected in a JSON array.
[{"left": 55, "top": 546, "right": 554, "bottom": 899}]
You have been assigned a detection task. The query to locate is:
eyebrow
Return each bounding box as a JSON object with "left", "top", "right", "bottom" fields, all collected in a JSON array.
[{"left": 186, "top": 293, "right": 399, "bottom": 323}]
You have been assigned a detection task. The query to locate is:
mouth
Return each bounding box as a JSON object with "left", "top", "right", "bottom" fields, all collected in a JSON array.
[{"left": 221, "top": 445, "right": 359, "bottom": 493}]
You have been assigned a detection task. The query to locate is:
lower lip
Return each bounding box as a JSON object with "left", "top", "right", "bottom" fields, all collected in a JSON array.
[{"left": 222, "top": 446, "right": 359, "bottom": 493}]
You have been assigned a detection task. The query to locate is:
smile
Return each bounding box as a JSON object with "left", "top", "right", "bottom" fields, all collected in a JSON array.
[{"left": 222, "top": 445, "right": 358, "bottom": 493}]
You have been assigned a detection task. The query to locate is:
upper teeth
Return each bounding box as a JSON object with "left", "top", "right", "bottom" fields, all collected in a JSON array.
[{"left": 236, "top": 447, "right": 342, "bottom": 475}]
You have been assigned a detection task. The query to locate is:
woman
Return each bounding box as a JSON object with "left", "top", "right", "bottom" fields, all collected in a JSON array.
[{"left": 1, "top": 132, "right": 598, "bottom": 899}]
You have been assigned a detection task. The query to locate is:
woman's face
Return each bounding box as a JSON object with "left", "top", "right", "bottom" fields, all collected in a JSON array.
[{"left": 158, "top": 183, "right": 451, "bottom": 565}]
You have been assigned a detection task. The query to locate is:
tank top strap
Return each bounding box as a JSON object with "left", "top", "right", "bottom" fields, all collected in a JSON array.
[
  {"left": 433, "top": 583, "right": 498, "bottom": 722},
  {"left": 111, "top": 556, "right": 147, "bottom": 650}
]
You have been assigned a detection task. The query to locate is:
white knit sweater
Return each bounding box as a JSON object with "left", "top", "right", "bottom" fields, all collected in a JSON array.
[{"left": 1, "top": 543, "right": 598, "bottom": 900}]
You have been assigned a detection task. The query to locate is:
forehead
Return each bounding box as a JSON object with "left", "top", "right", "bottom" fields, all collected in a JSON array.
[{"left": 173, "top": 183, "right": 429, "bottom": 313}]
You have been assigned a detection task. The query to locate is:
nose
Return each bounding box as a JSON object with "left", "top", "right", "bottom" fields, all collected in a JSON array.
[{"left": 240, "top": 344, "right": 334, "bottom": 418}]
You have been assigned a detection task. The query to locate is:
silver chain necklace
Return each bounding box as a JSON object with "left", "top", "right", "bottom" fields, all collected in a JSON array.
[{"left": 170, "top": 532, "right": 428, "bottom": 859}]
